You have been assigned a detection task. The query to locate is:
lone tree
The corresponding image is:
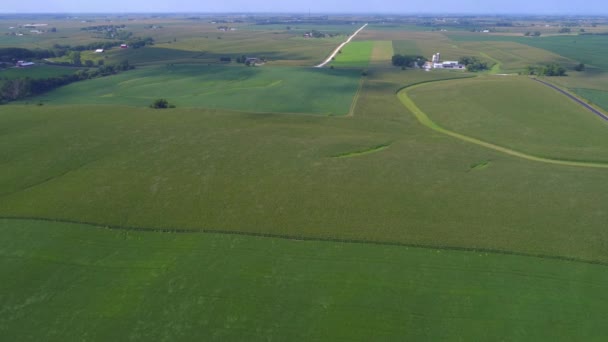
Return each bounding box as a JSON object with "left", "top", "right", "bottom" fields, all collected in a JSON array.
[{"left": 150, "top": 98, "right": 175, "bottom": 109}]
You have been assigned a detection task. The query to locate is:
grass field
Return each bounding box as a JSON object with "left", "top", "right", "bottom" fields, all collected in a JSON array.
[
  {"left": 30, "top": 64, "right": 361, "bottom": 114},
  {"left": 330, "top": 41, "right": 373, "bottom": 68},
  {"left": 2, "top": 219, "right": 608, "bottom": 341},
  {"left": 407, "top": 76, "right": 608, "bottom": 162}
]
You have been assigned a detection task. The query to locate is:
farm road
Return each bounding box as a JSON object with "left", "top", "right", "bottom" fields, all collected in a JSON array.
[
  {"left": 532, "top": 78, "right": 608, "bottom": 122},
  {"left": 315, "top": 23, "right": 368, "bottom": 68}
]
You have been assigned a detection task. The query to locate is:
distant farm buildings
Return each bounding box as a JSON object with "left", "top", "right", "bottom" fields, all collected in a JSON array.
[
  {"left": 16, "top": 61, "right": 35, "bottom": 67},
  {"left": 120, "top": 44, "right": 128, "bottom": 49},
  {"left": 95, "top": 49, "right": 104, "bottom": 53},
  {"left": 424, "top": 52, "right": 465, "bottom": 71}
]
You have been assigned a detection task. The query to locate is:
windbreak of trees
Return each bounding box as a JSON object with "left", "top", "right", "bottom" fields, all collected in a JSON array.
[
  {"left": 0, "top": 60, "right": 134, "bottom": 104},
  {"left": 458, "top": 56, "right": 489, "bottom": 72},
  {"left": 0, "top": 48, "right": 54, "bottom": 62},
  {"left": 524, "top": 63, "right": 567, "bottom": 76},
  {"left": 392, "top": 54, "right": 426, "bottom": 68}
]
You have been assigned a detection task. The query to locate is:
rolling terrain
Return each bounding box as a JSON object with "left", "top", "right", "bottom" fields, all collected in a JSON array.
[{"left": 2, "top": 15, "right": 608, "bottom": 340}]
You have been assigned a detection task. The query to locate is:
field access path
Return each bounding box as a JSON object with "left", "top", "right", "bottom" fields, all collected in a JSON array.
[
  {"left": 314, "top": 23, "right": 368, "bottom": 68},
  {"left": 398, "top": 79, "right": 608, "bottom": 169},
  {"left": 532, "top": 77, "right": 608, "bottom": 122}
]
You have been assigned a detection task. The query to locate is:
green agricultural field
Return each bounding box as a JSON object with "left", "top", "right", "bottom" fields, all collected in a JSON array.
[
  {"left": 3, "top": 69, "right": 608, "bottom": 265},
  {"left": 407, "top": 76, "right": 608, "bottom": 162},
  {"left": 4, "top": 15, "right": 608, "bottom": 341},
  {"left": 330, "top": 40, "right": 373, "bottom": 68},
  {"left": 2, "top": 219, "right": 608, "bottom": 341},
  {"left": 392, "top": 39, "right": 421, "bottom": 55},
  {"left": 31, "top": 64, "right": 361, "bottom": 114},
  {"left": 447, "top": 33, "right": 608, "bottom": 70},
  {"left": 572, "top": 88, "right": 608, "bottom": 112},
  {"left": 0, "top": 64, "right": 79, "bottom": 80}
]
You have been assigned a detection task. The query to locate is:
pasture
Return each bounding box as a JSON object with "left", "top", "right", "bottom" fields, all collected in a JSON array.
[
  {"left": 1, "top": 219, "right": 608, "bottom": 341},
  {"left": 31, "top": 64, "right": 362, "bottom": 114}
]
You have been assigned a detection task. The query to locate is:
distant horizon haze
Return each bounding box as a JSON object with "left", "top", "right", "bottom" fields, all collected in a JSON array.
[{"left": 1, "top": 0, "right": 607, "bottom": 15}]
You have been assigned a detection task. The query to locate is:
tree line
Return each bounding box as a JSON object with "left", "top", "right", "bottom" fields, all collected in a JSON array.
[
  {"left": 458, "top": 56, "right": 489, "bottom": 72},
  {"left": 524, "top": 63, "right": 567, "bottom": 76},
  {"left": 0, "top": 60, "right": 134, "bottom": 104},
  {"left": 392, "top": 54, "right": 426, "bottom": 68}
]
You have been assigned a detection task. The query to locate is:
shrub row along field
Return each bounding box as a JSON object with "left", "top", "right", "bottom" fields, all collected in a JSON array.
[
  {"left": 31, "top": 64, "right": 361, "bottom": 114},
  {"left": 407, "top": 76, "right": 608, "bottom": 162},
  {"left": 2, "top": 219, "right": 608, "bottom": 341}
]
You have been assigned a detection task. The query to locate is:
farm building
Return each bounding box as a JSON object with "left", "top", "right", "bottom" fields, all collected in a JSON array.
[
  {"left": 16, "top": 61, "right": 35, "bottom": 67},
  {"left": 245, "top": 57, "right": 265, "bottom": 66},
  {"left": 120, "top": 44, "right": 128, "bottom": 49},
  {"left": 95, "top": 49, "right": 104, "bottom": 53},
  {"left": 424, "top": 53, "right": 465, "bottom": 70}
]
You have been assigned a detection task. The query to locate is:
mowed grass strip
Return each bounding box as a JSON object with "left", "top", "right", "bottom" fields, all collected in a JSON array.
[
  {"left": 2, "top": 219, "right": 608, "bottom": 341},
  {"left": 331, "top": 40, "right": 373, "bottom": 68},
  {"left": 31, "top": 64, "right": 361, "bottom": 115},
  {"left": 408, "top": 76, "right": 608, "bottom": 162}
]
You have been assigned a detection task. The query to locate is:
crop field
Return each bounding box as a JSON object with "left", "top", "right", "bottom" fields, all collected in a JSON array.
[
  {"left": 407, "top": 76, "right": 608, "bottom": 162},
  {"left": 31, "top": 64, "right": 361, "bottom": 114},
  {"left": 3, "top": 14, "right": 608, "bottom": 340},
  {"left": 392, "top": 39, "right": 421, "bottom": 55},
  {"left": 0, "top": 65, "right": 78, "bottom": 80},
  {"left": 330, "top": 40, "right": 373, "bottom": 68},
  {"left": 447, "top": 33, "right": 608, "bottom": 70},
  {"left": 2, "top": 218, "right": 607, "bottom": 341}
]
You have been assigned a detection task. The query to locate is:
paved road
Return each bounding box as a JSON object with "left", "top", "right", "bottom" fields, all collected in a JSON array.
[
  {"left": 532, "top": 78, "right": 608, "bottom": 122},
  {"left": 314, "top": 24, "right": 368, "bottom": 68}
]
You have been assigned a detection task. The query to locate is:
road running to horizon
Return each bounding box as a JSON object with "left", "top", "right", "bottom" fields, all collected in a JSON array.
[{"left": 314, "top": 23, "right": 368, "bottom": 68}]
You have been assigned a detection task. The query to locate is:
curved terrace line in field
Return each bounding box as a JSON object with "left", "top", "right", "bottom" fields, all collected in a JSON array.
[
  {"left": 2, "top": 216, "right": 606, "bottom": 267},
  {"left": 332, "top": 143, "right": 391, "bottom": 158},
  {"left": 398, "top": 80, "right": 608, "bottom": 169},
  {"left": 314, "top": 23, "right": 368, "bottom": 68}
]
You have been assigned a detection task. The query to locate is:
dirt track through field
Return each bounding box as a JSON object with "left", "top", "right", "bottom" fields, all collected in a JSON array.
[
  {"left": 398, "top": 80, "right": 608, "bottom": 169},
  {"left": 315, "top": 24, "right": 368, "bottom": 68}
]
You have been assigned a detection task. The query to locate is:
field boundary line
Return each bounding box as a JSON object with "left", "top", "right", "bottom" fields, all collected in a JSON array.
[
  {"left": 398, "top": 79, "right": 608, "bottom": 169},
  {"left": 347, "top": 77, "right": 365, "bottom": 116},
  {"left": 314, "top": 24, "right": 368, "bottom": 68},
  {"left": 2, "top": 216, "right": 608, "bottom": 267},
  {"left": 532, "top": 77, "right": 608, "bottom": 122}
]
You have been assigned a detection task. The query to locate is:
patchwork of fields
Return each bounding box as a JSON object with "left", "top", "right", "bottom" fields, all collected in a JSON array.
[
  {"left": 3, "top": 17, "right": 608, "bottom": 340},
  {"left": 31, "top": 65, "right": 362, "bottom": 114}
]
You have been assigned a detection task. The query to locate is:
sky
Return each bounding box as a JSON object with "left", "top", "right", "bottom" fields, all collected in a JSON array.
[{"left": 1, "top": 0, "right": 607, "bottom": 15}]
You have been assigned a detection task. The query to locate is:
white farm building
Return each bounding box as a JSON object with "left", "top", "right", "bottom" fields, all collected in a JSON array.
[{"left": 424, "top": 53, "right": 465, "bottom": 71}]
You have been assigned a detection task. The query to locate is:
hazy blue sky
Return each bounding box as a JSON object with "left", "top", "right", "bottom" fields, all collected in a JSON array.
[{"left": 1, "top": 0, "right": 606, "bottom": 15}]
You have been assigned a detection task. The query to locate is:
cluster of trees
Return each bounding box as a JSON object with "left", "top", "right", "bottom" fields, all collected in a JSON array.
[
  {"left": 0, "top": 60, "right": 134, "bottom": 104},
  {"left": 458, "top": 56, "right": 489, "bottom": 72},
  {"left": 391, "top": 54, "right": 426, "bottom": 68},
  {"left": 524, "top": 63, "right": 567, "bottom": 76},
  {"left": 524, "top": 31, "right": 542, "bottom": 36},
  {"left": 306, "top": 30, "right": 340, "bottom": 38},
  {"left": 150, "top": 98, "right": 175, "bottom": 109},
  {"left": 0, "top": 48, "right": 54, "bottom": 62},
  {"left": 558, "top": 27, "right": 572, "bottom": 33}
]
